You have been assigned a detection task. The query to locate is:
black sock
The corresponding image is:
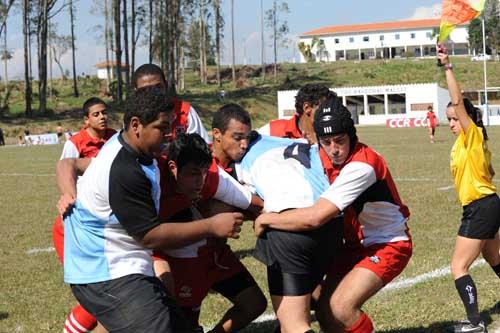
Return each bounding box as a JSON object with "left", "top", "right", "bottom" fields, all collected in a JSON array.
[
  {"left": 455, "top": 275, "right": 481, "bottom": 325},
  {"left": 491, "top": 262, "right": 500, "bottom": 279}
]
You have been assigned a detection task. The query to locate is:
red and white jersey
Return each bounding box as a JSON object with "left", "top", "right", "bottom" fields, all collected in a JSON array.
[
  {"left": 257, "top": 114, "right": 303, "bottom": 139},
  {"left": 172, "top": 99, "right": 211, "bottom": 144},
  {"left": 60, "top": 128, "right": 116, "bottom": 159},
  {"left": 320, "top": 142, "right": 410, "bottom": 247},
  {"left": 156, "top": 157, "right": 252, "bottom": 258}
]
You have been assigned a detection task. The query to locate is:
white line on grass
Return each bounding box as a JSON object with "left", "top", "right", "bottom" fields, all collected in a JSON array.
[
  {"left": 393, "top": 177, "right": 436, "bottom": 182},
  {"left": 26, "top": 247, "right": 55, "bottom": 254},
  {"left": 382, "top": 259, "right": 486, "bottom": 292},
  {"left": 437, "top": 185, "right": 455, "bottom": 191},
  {"left": 0, "top": 173, "right": 55, "bottom": 177}
]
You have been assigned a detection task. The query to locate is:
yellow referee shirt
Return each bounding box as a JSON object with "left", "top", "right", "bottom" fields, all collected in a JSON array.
[{"left": 450, "top": 121, "right": 496, "bottom": 206}]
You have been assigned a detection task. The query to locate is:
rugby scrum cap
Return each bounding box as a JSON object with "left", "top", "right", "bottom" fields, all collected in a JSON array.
[{"left": 313, "top": 96, "right": 356, "bottom": 139}]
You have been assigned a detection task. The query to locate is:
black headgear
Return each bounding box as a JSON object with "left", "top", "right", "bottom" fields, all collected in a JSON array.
[{"left": 314, "top": 96, "right": 357, "bottom": 143}]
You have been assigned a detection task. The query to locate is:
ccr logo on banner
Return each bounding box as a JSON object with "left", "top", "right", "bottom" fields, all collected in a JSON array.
[{"left": 386, "top": 118, "right": 430, "bottom": 128}]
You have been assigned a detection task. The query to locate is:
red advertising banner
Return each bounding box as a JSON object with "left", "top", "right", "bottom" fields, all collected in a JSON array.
[{"left": 386, "top": 118, "right": 430, "bottom": 128}]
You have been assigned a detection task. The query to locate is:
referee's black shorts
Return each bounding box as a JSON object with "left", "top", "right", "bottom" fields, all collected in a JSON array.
[{"left": 459, "top": 193, "right": 500, "bottom": 239}]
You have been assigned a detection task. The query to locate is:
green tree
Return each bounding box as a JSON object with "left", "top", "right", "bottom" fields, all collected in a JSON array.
[
  {"left": 298, "top": 36, "right": 318, "bottom": 63},
  {"left": 468, "top": 0, "right": 500, "bottom": 58},
  {"left": 266, "top": 0, "right": 289, "bottom": 81}
]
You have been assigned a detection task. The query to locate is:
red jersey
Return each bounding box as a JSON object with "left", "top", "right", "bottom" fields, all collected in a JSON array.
[
  {"left": 157, "top": 157, "right": 250, "bottom": 221},
  {"left": 319, "top": 142, "right": 410, "bottom": 247},
  {"left": 268, "top": 115, "right": 303, "bottom": 139},
  {"left": 60, "top": 128, "right": 116, "bottom": 159},
  {"left": 171, "top": 98, "right": 192, "bottom": 138},
  {"left": 426, "top": 111, "right": 437, "bottom": 128}
]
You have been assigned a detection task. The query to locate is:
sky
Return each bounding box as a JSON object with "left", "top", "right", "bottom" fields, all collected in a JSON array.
[{"left": 4, "top": 0, "right": 443, "bottom": 80}]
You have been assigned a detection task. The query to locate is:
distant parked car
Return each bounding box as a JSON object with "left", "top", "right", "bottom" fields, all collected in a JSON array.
[{"left": 471, "top": 54, "right": 492, "bottom": 61}]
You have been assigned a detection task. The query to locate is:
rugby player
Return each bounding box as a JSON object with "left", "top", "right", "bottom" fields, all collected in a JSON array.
[
  {"left": 255, "top": 96, "right": 413, "bottom": 333},
  {"left": 133, "top": 63, "right": 211, "bottom": 143},
  {"left": 153, "top": 133, "right": 267, "bottom": 333},
  {"left": 58, "top": 86, "right": 243, "bottom": 332},
  {"left": 53, "top": 97, "right": 116, "bottom": 333},
  {"left": 258, "top": 83, "right": 335, "bottom": 144}
]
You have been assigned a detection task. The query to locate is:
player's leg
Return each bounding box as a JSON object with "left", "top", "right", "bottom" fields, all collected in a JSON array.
[
  {"left": 268, "top": 266, "right": 314, "bottom": 333},
  {"left": 315, "top": 273, "right": 344, "bottom": 333},
  {"left": 451, "top": 236, "right": 484, "bottom": 328},
  {"left": 272, "top": 294, "right": 313, "bottom": 333},
  {"left": 155, "top": 255, "right": 207, "bottom": 331},
  {"left": 325, "top": 241, "right": 412, "bottom": 333},
  {"left": 54, "top": 215, "right": 102, "bottom": 332},
  {"left": 207, "top": 245, "right": 267, "bottom": 333},
  {"left": 482, "top": 233, "right": 500, "bottom": 278},
  {"left": 328, "top": 268, "right": 380, "bottom": 333},
  {"left": 209, "top": 280, "right": 267, "bottom": 333}
]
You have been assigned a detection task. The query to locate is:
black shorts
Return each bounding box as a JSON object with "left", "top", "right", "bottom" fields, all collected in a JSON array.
[
  {"left": 71, "top": 274, "right": 190, "bottom": 333},
  {"left": 459, "top": 194, "right": 500, "bottom": 239},
  {"left": 267, "top": 264, "right": 325, "bottom": 296},
  {"left": 212, "top": 269, "right": 258, "bottom": 300},
  {"left": 254, "top": 216, "right": 343, "bottom": 295}
]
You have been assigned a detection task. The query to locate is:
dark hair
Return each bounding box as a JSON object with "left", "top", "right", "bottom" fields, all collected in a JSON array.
[
  {"left": 124, "top": 85, "right": 173, "bottom": 130},
  {"left": 167, "top": 133, "right": 212, "bottom": 172},
  {"left": 295, "top": 84, "right": 336, "bottom": 116},
  {"left": 132, "top": 63, "right": 167, "bottom": 89},
  {"left": 82, "top": 97, "right": 106, "bottom": 117},
  {"left": 314, "top": 95, "right": 358, "bottom": 151},
  {"left": 447, "top": 98, "right": 488, "bottom": 140},
  {"left": 212, "top": 103, "right": 251, "bottom": 133}
]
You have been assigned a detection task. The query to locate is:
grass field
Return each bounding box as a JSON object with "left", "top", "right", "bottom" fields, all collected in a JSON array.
[{"left": 1, "top": 125, "right": 500, "bottom": 332}]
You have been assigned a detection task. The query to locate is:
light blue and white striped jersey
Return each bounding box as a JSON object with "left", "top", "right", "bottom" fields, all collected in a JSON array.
[
  {"left": 64, "top": 132, "right": 161, "bottom": 284},
  {"left": 235, "top": 134, "right": 330, "bottom": 213}
]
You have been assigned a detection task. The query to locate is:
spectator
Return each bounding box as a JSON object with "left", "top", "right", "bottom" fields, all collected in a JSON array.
[
  {"left": 56, "top": 122, "right": 64, "bottom": 144},
  {"left": 0, "top": 127, "right": 5, "bottom": 146}
]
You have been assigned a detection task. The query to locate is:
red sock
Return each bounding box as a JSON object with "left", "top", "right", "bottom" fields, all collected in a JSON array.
[
  {"left": 345, "top": 312, "right": 374, "bottom": 333},
  {"left": 63, "top": 304, "right": 97, "bottom": 333}
]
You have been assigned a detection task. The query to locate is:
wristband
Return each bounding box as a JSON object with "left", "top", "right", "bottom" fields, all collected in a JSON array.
[{"left": 444, "top": 63, "right": 453, "bottom": 71}]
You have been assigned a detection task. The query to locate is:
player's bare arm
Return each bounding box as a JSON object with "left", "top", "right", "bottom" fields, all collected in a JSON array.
[
  {"left": 254, "top": 198, "right": 340, "bottom": 236},
  {"left": 137, "top": 212, "right": 244, "bottom": 250},
  {"left": 437, "top": 43, "right": 470, "bottom": 133},
  {"left": 55, "top": 158, "right": 91, "bottom": 215}
]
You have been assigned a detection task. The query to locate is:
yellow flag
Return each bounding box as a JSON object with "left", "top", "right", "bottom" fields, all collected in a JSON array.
[{"left": 439, "top": 0, "right": 485, "bottom": 42}]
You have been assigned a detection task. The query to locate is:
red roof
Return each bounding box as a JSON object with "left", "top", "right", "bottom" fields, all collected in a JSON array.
[
  {"left": 301, "top": 19, "right": 451, "bottom": 37},
  {"left": 95, "top": 61, "right": 129, "bottom": 69}
]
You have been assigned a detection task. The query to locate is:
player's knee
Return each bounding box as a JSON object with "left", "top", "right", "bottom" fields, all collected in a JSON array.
[
  {"left": 450, "top": 260, "right": 468, "bottom": 277},
  {"left": 330, "top": 297, "right": 355, "bottom": 324},
  {"left": 236, "top": 286, "right": 267, "bottom": 318},
  {"left": 481, "top": 243, "right": 500, "bottom": 265},
  {"left": 245, "top": 288, "right": 268, "bottom": 316}
]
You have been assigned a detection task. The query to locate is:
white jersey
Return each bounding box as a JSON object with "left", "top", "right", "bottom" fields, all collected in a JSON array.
[{"left": 187, "top": 107, "right": 212, "bottom": 144}]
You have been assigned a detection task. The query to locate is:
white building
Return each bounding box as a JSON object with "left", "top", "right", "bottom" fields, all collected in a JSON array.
[
  {"left": 96, "top": 61, "right": 129, "bottom": 81},
  {"left": 299, "top": 19, "right": 470, "bottom": 62},
  {"left": 277, "top": 83, "right": 450, "bottom": 127}
]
